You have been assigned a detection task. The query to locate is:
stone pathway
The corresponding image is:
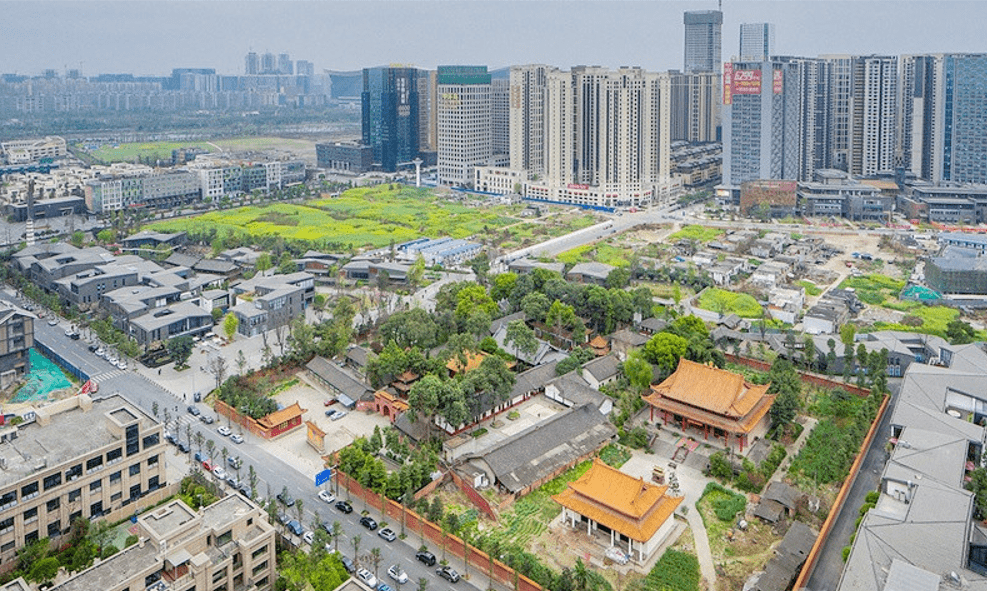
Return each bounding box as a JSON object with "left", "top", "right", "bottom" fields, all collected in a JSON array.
[
  {"left": 686, "top": 507, "right": 717, "bottom": 585},
  {"left": 771, "top": 416, "right": 819, "bottom": 482}
]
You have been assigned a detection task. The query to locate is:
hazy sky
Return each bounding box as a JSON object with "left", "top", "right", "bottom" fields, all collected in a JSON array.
[{"left": 3, "top": 1, "right": 985, "bottom": 76}]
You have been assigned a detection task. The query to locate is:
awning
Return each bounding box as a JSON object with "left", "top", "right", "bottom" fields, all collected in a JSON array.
[
  {"left": 165, "top": 548, "right": 192, "bottom": 568},
  {"left": 337, "top": 393, "right": 356, "bottom": 409}
]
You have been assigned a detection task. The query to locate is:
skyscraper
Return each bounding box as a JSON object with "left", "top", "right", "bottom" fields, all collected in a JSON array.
[
  {"left": 278, "top": 53, "right": 293, "bottom": 76},
  {"left": 491, "top": 78, "right": 510, "bottom": 157},
  {"left": 669, "top": 71, "right": 720, "bottom": 143},
  {"left": 739, "top": 23, "right": 775, "bottom": 62},
  {"left": 901, "top": 53, "right": 987, "bottom": 184},
  {"left": 721, "top": 58, "right": 816, "bottom": 194},
  {"left": 437, "top": 66, "right": 491, "bottom": 186},
  {"left": 509, "top": 64, "right": 555, "bottom": 174},
  {"left": 684, "top": 10, "right": 723, "bottom": 74},
  {"left": 526, "top": 66, "right": 671, "bottom": 209},
  {"left": 362, "top": 66, "right": 421, "bottom": 172},
  {"left": 295, "top": 60, "right": 314, "bottom": 78},
  {"left": 245, "top": 52, "right": 259, "bottom": 75}
]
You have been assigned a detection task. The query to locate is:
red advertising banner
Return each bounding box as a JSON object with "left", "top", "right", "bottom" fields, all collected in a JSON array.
[
  {"left": 723, "top": 63, "right": 733, "bottom": 105},
  {"left": 566, "top": 183, "right": 589, "bottom": 190},
  {"left": 732, "top": 68, "right": 761, "bottom": 95},
  {"left": 773, "top": 69, "right": 783, "bottom": 94}
]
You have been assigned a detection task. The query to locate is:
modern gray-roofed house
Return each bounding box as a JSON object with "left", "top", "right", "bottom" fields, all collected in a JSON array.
[
  {"left": 836, "top": 345, "right": 987, "bottom": 590},
  {"left": 544, "top": 373, "right": 613, "bottom": 415},
  {"left": 638, "top": 317, "right": 667, "bottom": 335},
  {"left": 128, "top": 301, "right": 214, "bottom": 346},
  {"left": 306, "top": 356, "right": 373, "bottom": 408},
  {"left": 101, "top": 284, "right": 183, "bottom": 329},
  {"left": 566, "top": 262, "right": 616, "bottom": 286},
  {"left": 508, "top": 258, "right": 566, "bottom": 276},
  {"left": 462, "top": 403, "right": 617, "bottom": 496},
  {"left": 491, "top": 323, "right": 564, "bottom": 366},
  {"left": 119, "top": 230, "right": 186, "bottom": 254}
]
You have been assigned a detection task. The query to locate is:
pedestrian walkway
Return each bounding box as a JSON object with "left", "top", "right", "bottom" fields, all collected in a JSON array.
[{"left": 770, "top": 417, "right": 818, "bottom": 483}]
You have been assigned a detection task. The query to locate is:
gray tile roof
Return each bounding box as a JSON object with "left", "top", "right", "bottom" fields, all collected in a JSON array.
[
  {"left": 582, "top": 354, "right": 619, "bottom": 382},
  {"left": 306, "top": 356, "right": 373, "bottom": 401}
]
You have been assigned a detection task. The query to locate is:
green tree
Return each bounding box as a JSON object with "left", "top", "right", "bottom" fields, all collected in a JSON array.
[
  {"left": 605, "top": 267, "right": 630, "bottom": 289},
  {"left": 521, "top": 292, "right": 551, "bottom": 324},
  {"left": 97, "top": 228, "right": 117, "bottom": 244},
  {"left": 27, "top": 557, "right": 60, "bottom": 585},
  {"left": 408, "top": 254, "right": 427, "bottom": 290},
  {"left": 623, "top": 349, "right": 653, "bottom": 392},
  {"left": 767, "top": 357, "right": 803, "bottom": 428},
  {"left": 643, "top": 332, "right": 689, "bottom": 376},
  {"left": 505, "top": 319, "right": 538, "bottom": 359},
  {"left": 947, "top": 319, "right": 977, "bottom": 345},
  {"left": 223, "top": 312, "right": 239, "bottom": 341},
  {"left": 70, "top": 230, "right": 85, "bottom": 247},
  {"left": 255, "top": 252, "right": 273, "bottom": 273},
  {"left": 490, "top": 272, "right": 518, "bottom": 302},
  {"left": 167, "top": 334, "right": 194, "bottom": 368},
  {"left": 408, "top": 375, "right": 444, "bottom": 441}
]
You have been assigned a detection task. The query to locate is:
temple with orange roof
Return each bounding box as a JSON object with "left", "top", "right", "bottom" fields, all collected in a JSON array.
[
  {"left": 552, "top": 458, "right": 683, "bottom": 562},
  {"left": 643, "top": 358, "right": 776, "bottom": 452}
]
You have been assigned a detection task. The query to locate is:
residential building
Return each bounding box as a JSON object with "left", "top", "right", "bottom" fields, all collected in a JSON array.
[
  {"left": 683, "top": 10, "right": 723, "bottom": 74},
  {"left": 127, "top": 301, "right": 214, "bottom": 346},
  {"left": 527, "top": 66, "right": 673, "bottom": 209},
  {"left": 0, "top": 303, "right": 33, "bottom": 388},
  {"left": 925, "top": 246, "right": 987, "bottom": 295},
  {"left": 229, "top": 273, "right": 313, "bottom": 337},
  {"left": 566, "top": 262, "right": 616, "bottom": 286},
  {"left": 553, "top": 458, "right": 683, "bottom": 562},
  {"left": 900, "top": 54, "right": 987, "bottom": 184},
  {"left": 436, "top": 66, "right": 492, "bottom": 186},
  {"left": 48, "top": 495, "right": 276, "bottom": 591},
  {"left": 739, "top": 23, "right": 775, "bottom": 62},
  {"left": 362, "top": 67, "right": 421, "bottom": 171},
  {"left": 491, "top": 78, "right": 510, "bottom": 158},
  {"left": 509, "top": 65, "right": 555, "bottom": 175},
  {"left": 0, "top": 394, "right": 167, "bottom": 565},
  {"left": 669, "top": 71, "right": 720, "bottom": 143},
  {"left": 643, "top": 358, "right": 776, "bottom": 451},
  {"left": 0, "top": 137, "right": 66, "bottom": 164},
  {"left": 85, "top": 168, "right": 201, "bottom": 213}
]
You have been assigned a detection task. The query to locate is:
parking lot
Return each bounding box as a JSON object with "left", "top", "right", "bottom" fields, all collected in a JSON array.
[{"left": 260, "top": 378, "right": 390, "bottom": 478}]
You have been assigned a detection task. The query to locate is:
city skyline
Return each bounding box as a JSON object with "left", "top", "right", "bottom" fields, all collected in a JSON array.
[{"left": 4, "top": 1, "right": 987, "bottom": 77}]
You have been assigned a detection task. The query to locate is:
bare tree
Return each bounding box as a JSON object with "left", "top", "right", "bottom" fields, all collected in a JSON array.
[{"left": 208, "top": 354, "right": 228, "bottom": 390}]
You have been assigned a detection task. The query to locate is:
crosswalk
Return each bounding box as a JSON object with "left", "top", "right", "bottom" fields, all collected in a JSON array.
[{"left": 91, "top": 369, "right": 127, "bottom": 382}]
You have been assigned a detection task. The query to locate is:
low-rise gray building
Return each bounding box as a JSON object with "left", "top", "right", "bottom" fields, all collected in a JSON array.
[{"left": 128, "top": 301, "right": 213, "bottom": 346}]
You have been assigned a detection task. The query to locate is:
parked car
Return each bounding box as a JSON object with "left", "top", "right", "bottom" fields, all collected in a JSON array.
[
  {"left": 303, "top": 531, "right": 314, "bottom": 545},
  {"left": 378, "top": 584, "right": 394, "bottom": 591},
  {"left": 277, "top": 491, "right": 295, "bottom": 507},
  {"left": 388, "top": 565, "right": 409, "bottom": 584},
  {"left": 193, "top": 452, "right": 207, "bottom": 463},
  {"left": 324, "top": 398, "right": 337, "bottom": 406},
  {"left": 357, "top": 568, "right": 378, "bottom": 588},
  {"left": 415, "top": 551, "right": 436, "bottom": 566},
  {"left": 378, "top": 527, "right": 396, "bottom": 542},
  {"left": 340, "top": 555, "right": 357, "bottom": 574},
  {"left": 187, "top": 405, "right": 200, "bottom": 416},
  {"left": 47, "top": 318, "right": 57, "bottom": 326},
  {"left": 237, "top": 483, "right": 251, "bottom": 497},
  {"left": 212, "top": 467, "right": 227, "bottom": 480},
  {"left": 286, "top": 520, "right": 304, "bottom": 536},
  {"left": 360, "top": 516, "right": 378, "bottom": 530},
  {"left": 330, "top": 410, "right": 348, "bottom": 421},
  {"left": 436, "top": 567, "right": 460, "bottom": 583},
  {"left": 277, "top": 513, "right": 291, "bottom": 525},
  {"left": 199, "top": 414, "right": 215, "bottom": 424},
  {"left": 176, "top": 441, "right": 190, "bottom": 453},
  {"left": 335, "top": 500, "right": 353, "bottom": 514},
  {"left": 217, "top": 426, "right": 231, "bottom": 437},
  {"left": 230, "top": 434, "right": 244, "bottom": 444},
  {"left": 227, "top": 456, "right": 242, "bottom": 469},
  {"left": 202, "top": 460, "right": 215, "bottom": 472},
  {"left": 318, "top": 490, "right": 335, "bottom": 504}
]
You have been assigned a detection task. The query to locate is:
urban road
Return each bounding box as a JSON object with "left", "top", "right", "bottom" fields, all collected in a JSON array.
[{"left": 12, "top": 295, "right": 501, "bottom": 591}]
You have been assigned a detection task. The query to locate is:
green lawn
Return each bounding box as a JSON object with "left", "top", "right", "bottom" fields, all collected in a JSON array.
[
  {"left": 558, "top": 242, "right": 633, "bottom": 267},
  {"left": 82, "top": 136, "right": 316, "bottom": 164},
  {"left": 146, "top": 186, "right": 519, "bottom": 250},
  {"left": 697, "top": 288, "right": 762, "bottom": 318},
  {"left": 668, "top": 225, "right": 724, "bottom": 243},
  {"left": 798, "top": 280, "right": 823, "bottom": 296},
  {"left": 837, "top": 274, "right": 905, "bottom": 306}
]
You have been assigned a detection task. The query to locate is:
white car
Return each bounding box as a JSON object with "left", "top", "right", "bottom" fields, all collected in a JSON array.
[
  {"left": 115, "top": 360, "right": 127, "bottom": 370},
  {"left": 356, "top": 569, "right": 377, "bottom": 588},
  {"left": 303, "top": 530, "right": 314, "bottom": 545},
  {"left": 388, "top": 565, "right": 409, "bottom": 584},
  {"left": 212, "top": 467, "right": 227, "bottom": 480},
  {"left": 230, "top": 434, "right": 244, "bottom": 444},
  {"left": 217, "top": 426, "right": 232, "bottom": 437},
  {"left": 95, "top": 348, "right": 106, "bottom": 358},
  {"left": 318, "top": 489, "right": 335, "bottom": 504}
]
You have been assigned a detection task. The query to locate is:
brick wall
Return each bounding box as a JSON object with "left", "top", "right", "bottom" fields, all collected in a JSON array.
[{"left": 724, "top": 353, "right": 871, "bottom": 397}]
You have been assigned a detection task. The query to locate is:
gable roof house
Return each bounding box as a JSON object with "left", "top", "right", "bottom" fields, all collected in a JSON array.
[
  {"left": 553, "top": 458, "right": 683, "bottom": 562},
  {"left": 643, "top": 358, "right": 776, "bottom": 452}
]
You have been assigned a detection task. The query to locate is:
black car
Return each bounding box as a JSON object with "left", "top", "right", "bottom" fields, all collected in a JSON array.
[
  {"left": 237, "top": 483, "right": 251, "bottom": 497},
  {"left": 360, "top": 516, "right": 378, "bottom": 531},
  {"left": 199, "top": 414, "right": 215, "bottom": 424},
  {"left": 286, "top": 520, "right": 304, "bottom": 536},
  {"left": 277, "top": 491, "right": 295, "bottom": 507},
  {"left": 436, "top": 567, "right": 460, "bottom": 583},
  {"left": 187, "top": 405, "right": 200, "bottom": 416},
  {"left": 340, "top": 555, "right": 357, "bottom": 574},
  {"left": 176, "top": 441, "right": 190, "bottom": 453},
  {"left": 335, "top": 500, "right": 353, "bottom": 514},
  {"left": 87, "top": 344, "right": 98, "bottom": 353},
  {"left": 416, "top": 551, "right": 436, "bottom": 567}
]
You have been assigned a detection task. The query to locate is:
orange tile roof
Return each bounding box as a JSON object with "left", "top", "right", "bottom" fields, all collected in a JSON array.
[
  {"left": 552, "top": 459, "right": 683, "bottom": 543},
  {"left": 645, "top": 358, "right": 771, "bottom": 418},
  {"left": 588, "top": 335, "right": 608, "bottom": 348},
  {"left": 446, "top": 350, "right": 488, "bottom": 374},
  {"left": 396, "top": 371, "right": 419, "bottom": 383},
  {"left": 258, "top": 402, "right": 306, "bottom": 428},
  {"left": 375, "top": 389, "right": 410, "bottom": 411}
]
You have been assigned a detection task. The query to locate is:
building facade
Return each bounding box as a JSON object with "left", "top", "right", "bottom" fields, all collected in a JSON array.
[
  {"left": 669, "top": 71, "right": 720, "bottom": 143},
  {"left": 0, "top": 395, "right": 167, "bottom": 565},
  {"left": 491, "top": 78, "right": 510, "bottom": 158},
  {"left": 509, "top": 65, "right": 555, "bottom": 175},
  {"left": 436, "top": 66, "right": 492, "bottom": 186},
  {"left": 362, "top": 67, "right": 421, "bottom": 172},
  {"left": 739, "top": 23, "right": 775, "bottom": 62},
  {"left": 683, "top": 10, "right": 723, "bottom": 74}
]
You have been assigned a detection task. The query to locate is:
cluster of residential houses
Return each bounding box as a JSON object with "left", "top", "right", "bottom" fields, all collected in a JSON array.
[{"left": 12, "top": 233, "right": 315, "bottom": 347}]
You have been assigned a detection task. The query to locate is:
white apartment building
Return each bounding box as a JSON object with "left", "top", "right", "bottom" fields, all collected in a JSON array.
[
  {"left": 509, "top": 64, "right": 556, "bottom": 175},
  {"left": 436, "top": 66, "right": 492, "bottom": 186},
  {"left": 525, "top": 66, "right": 673, "bottom": 209},
  {"left": 1, "top": 137, "right": 67, "bottom": 164}
]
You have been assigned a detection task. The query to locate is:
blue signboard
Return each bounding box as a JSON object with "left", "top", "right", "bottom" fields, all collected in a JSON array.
[{"left": 315, "top": 468, "right": 333, "bottom": 487}]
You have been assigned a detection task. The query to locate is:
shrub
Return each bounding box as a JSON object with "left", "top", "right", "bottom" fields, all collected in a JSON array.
[
  {"left": 842, "top": 546, "right": 852, "bottom": 562},
  {"left": 701, "top": 482, "right": 747, "bottom": 521},
  {"left": 641, "top": 549, "right": 700, "bottom": 591},
  {"left": 865, "top": 490, "right": 880, "bottom": 504},
  {"left": 709, "top": 451, "right": 733, "bottom": 480}
]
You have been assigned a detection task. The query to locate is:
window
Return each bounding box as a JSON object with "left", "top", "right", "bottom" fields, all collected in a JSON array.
[
  {"left": 212, "top": 568, "right": 226, "bottom": 584},
  {"left": 0, "top": 518, "right": 13, "bottom": 534},
  {"left": 90, "top": 501, "right": 103, "bottom": 517},
  {"left": 129, "top": 484, "right": 140, "bottom": 500},
  {"left": 24, "top": 531, "right": 38, "bottom": 544},
  {"left": 23, "top": 507, "right": 37, "bottom": 523},
  {"left": 148, "top": 455, "right": 159, "bottom": 468},
  {"left": 252, "top": 561, "right": 268, "bottom": 576},
  {"left": 47, "top": 520, "right": 61, "bottom": 537},
  {"left": 86, "top": 456, "right": 103, "bottom": 473},
  {"left": 0, "top": 491, "right": 15, "bottom": 510},
  {"left": 65, "top": 464, "right": 82, "bottom": 481},
  {"left": 217, "top": 529, "right": 232, "bottom": 546},
  {"left": 143, "top": 433, "right": 159, "bottom": 449},
  {"left": 68, "top": 488, "right": 81, "bottom": 502},
  {"left": 90, "top": 480, "right": 102, "bottom": 492},
  {"left": 46, "top": 498, "right": 59, "bottom": 512},
  {"left": 148, "top": 476, "right": 159, "bottom": 491},
  {"left": 1, "top": 541, "right": 14, "bottom": 553},
  {"left": 110, "top": 471, "right": 121, "bottom": 484},
  {"left": 107, "top": 448, "right": 122, "bottom": 464},
  {"left": 43, "top": 473, "right": 61, "bottom": 491},
  {"left": 19, "top": 482, "right": 37, "bottom": 499},
  {"left": 126, "top": 425, "right": 140, "bottom": 457},
  {"left": 110, "top": 492, "right": 121, "bottom": 502},
  {"left": 129, "top": 464, "right": 141, "bottom": 476},
  {"left": 69, "top": 510, "right": 81, "bottom": 525}
]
